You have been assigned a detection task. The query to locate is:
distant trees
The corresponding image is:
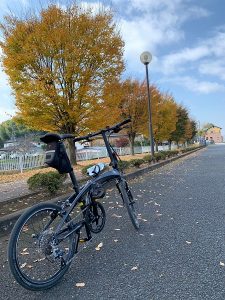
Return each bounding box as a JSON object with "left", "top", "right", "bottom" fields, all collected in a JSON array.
[
  {"left": 168, "top": 105, "right": 197, "bottom": 148},
  {"left": 0, "top": 119, "right": 39, "bottom": 143},
  {"left": 117, "top": 79, "right": 196, "bottom": 152}
]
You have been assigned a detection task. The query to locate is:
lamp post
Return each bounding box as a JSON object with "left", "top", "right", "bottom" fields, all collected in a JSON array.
[{"left": 140, "top": 51, "right": 154, "bottom": 156}]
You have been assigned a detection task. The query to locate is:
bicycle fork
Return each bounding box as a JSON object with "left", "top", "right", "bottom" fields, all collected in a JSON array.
[{"left": 116, "top": 180, "right": 135, "bottom": 205}]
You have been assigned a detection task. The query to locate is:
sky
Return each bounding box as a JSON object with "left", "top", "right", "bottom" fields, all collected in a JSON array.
[{"left": 0, "top": 0, "right": 225, "bottom": 136}]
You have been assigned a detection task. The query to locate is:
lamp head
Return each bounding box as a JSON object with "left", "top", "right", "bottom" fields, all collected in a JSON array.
[{"left": 140, "top": 51, "right": 152, "bottom": 65}]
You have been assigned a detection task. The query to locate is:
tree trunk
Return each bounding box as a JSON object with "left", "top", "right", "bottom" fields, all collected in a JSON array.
[
  {"left": 67, "top": 138, "right": 77, "bottom": 165},
  {"left": 168, "top": 140, "right": 172, "bottom": 150},
  {"left": 129, "top": 134, "right": 135, "bottom": 156},
  {"left": 155, "top": 142, "right": 159, "bottom": 152}
]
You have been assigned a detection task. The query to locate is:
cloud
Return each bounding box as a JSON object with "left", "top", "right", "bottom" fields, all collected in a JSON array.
[
  {"left": 80, "top": 1, "right": 110, "bottom": 13},
  {"left": 152, "top": 30, "right": 225, "bottom": 93},
  {"left": 163, "top": 76, "right": 225, "bottom": 94},
  {"left": 199, "top": 60, "right": 225, "bottom": 81},
  {"left": 0, "top": 64, "right": 16, "bottom": 122},
  {"left": 156, "top": 46, "right": 210, "bottom": 75},
  {"left": 0, "top": 107, "right": 16, "bottom": 122},
  {"left": 112, "top": 0, "right": 210, "bottom": 74}
]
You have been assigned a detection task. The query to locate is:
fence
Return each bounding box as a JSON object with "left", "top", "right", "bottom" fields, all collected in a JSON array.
[
  {"left": 0, "top": 144, "right": 177, "bottom": 173},
  {"left": 0, "top": 154, "right": 46, "bottom": 173},
  {"left": 75, "top": 145, "right": 177, "bottom": 161}
]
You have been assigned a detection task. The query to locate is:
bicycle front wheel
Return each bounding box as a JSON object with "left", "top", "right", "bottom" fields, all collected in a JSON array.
[
  {"left": 8, "top": 202, "right": 76, "bottom": 291},
  {"left": 118, "top": 180, "right": 140, "bottom": 230}
]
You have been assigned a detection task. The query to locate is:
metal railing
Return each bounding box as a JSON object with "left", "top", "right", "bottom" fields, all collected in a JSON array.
[{"left": 0, "top": 144, "right": 177, "bottom": 173}]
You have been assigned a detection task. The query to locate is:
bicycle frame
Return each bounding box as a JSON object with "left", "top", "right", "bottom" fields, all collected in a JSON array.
[
  {"left": 55, "top": 169, "right": 123, "bottom": 235},
  {"left": 54, "top": 130, "right": 124, "bottom": 242}
]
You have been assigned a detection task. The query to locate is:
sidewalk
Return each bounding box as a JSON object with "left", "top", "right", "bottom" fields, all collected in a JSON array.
[
  {"left": 0, "top": 174, "right": 83, "bottom": 203},
  {"left": 0, "top": 180, "right": 32, "bottom": 203}
]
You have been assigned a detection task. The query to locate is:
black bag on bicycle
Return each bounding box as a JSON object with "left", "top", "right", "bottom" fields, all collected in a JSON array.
[{"left": 40, "top": 133, "right": 72, "bottom": 174}]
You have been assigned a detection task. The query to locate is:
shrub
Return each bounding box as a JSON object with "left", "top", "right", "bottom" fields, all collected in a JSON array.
[
  {"left": 27, "top": 171, "right": 67, "bottom": 194},
  {"left": 180, "top": 147, "right": 195, "bottom": 153},
  {"left": 143, "top": 155, "right": 153, "bottom": 164},
  {"left": 118, "top": 160, "right": 130, "bottom": 171},
  {"left": 169, "top": 150, "right": 179, "bottom": 156},
  {"left": 158, "top": 150, "right": 170, "bottom": 158},
  {"left": 154, "top": 152, "right": 166, "bottom": 162},
  {"left": 129, "top": 158, "right": 145, "bottom": 168}
]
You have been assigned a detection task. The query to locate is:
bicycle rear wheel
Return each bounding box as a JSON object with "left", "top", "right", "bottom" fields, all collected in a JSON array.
[
  {"left": 118, "top": 180, "right": 140, "bottom": 230},
  {"left": 8, "top": 202, "right": 76, "bottom": 291}
]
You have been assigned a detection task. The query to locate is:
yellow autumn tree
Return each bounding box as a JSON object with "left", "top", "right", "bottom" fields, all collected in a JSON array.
[
  {"left": 140, "top": 86, "right": 178, "bottom": 151},
  {"left": 119, "top": 79, "right": 148, "bottom": 155},
  {"left": 0, "top": 4, "right": 124, "bottom": 163},
  {"left": 153, "top": 93, "right": 178, "bottom": 150}
]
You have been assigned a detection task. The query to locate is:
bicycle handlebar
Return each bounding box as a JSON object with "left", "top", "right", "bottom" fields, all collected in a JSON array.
[
  {"left": 73, "top": 118, "right": 131, "bottom": 142},
  {"left": 115, "top": 118, "right": 131, "bottom": 128}
]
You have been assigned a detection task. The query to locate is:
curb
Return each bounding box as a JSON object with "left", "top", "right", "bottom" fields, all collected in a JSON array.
[{"left": 0, "top": 146, "right": 205, "bottom": 236}]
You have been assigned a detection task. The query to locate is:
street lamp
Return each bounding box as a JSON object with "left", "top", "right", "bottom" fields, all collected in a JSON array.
[{"left": 140, "top": 51, "right": 154, "bottom": 156}]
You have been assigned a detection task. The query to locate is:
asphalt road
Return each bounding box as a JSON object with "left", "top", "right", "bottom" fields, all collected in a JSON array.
[{"left": 1, "top": 145, "right": 225, "bottom": 300}]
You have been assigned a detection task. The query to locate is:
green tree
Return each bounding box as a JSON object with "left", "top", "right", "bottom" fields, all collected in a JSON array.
[
  {"left": 0, "top": 4, "right": 124, "bottom": 163},
  {"left": 169, "top": 105, "right": 189, "bottom": 148},
  {"left": 184, "top": 119, "right": 197, "bottom": 143},
  {"left": 0, "top": 137, "right": 3, "bottom": 148},
  {"left": 0, "top": 119, "right": 35, "bottom": 142}
]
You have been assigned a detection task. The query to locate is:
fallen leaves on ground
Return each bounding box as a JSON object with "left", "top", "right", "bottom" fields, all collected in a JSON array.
[
  {"left": 75, "top": 282, "right": 85, "bottom": 287},
  {"left": 112, "top": 214, "right": 122, "bottom": 218},
  {"left": 95, "top": 242, "right": 103, "bottom": 251}
]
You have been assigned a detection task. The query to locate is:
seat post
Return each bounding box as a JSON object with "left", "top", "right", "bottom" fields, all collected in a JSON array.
[{"left": 69, "top": 170, "right": 80, "bottom": 194}]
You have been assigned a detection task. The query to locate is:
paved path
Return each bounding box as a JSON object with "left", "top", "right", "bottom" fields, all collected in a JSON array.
[
  {"left": 0, "top": 174, "right": 83, "bottom": 203},
  {"left": 1, "top": 145, "right": 225, "bottom": 299},
  {"left": 0, "top": 180, "right": 30, "bottom": 202}
]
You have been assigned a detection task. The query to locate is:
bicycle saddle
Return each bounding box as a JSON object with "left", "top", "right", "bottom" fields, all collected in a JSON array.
[
  {"left": 40, "top": 133, "right": 74, "bottom": 143},
  {"left": 40, "top": 133, "right": 61, "bottom": 143}
]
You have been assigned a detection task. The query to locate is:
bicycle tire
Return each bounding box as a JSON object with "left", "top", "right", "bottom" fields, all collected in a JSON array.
[
  {"left": 8, "top": 202, "right": 76, "bottom": 291},
  {"left": 119, "top": 180, "right": 140, "bottom": 230}
]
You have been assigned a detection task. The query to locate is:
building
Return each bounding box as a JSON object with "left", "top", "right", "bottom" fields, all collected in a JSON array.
[{"left": 204, "top": 126, "right": 223, "bottom": 143}]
